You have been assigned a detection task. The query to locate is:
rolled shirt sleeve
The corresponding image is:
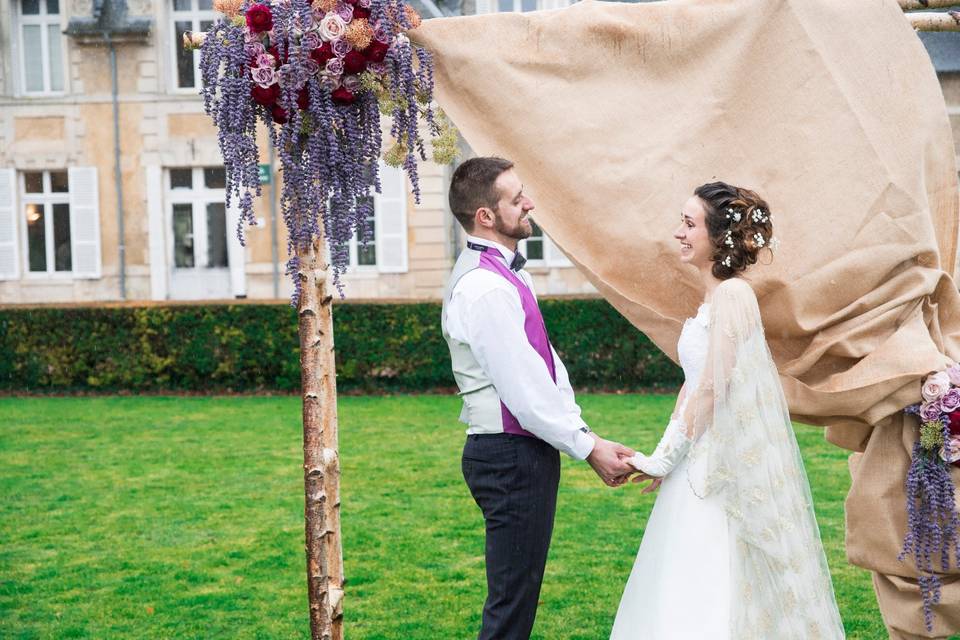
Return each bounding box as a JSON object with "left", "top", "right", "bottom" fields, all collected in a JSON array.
[{"left": 464, "top": 287, "right": 595, "bottom": 460}]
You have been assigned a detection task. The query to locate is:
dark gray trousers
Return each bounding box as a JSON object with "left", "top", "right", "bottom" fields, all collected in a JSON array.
[{"left": 461, "top": 433, "right": 561, "bottom": 640}]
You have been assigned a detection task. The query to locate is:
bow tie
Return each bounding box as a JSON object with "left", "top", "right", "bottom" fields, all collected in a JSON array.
[{"left": 467, "top": 241, "right": 527, "bottom": 272}]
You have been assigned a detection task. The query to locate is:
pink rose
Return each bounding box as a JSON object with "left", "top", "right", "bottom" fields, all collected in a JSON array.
[
  {"left": 920, "top": 401, "right": 943, "bottom": 422},
  {"left": 332, "top": 38, "right": 351, "bottom": 57},
  {"left": 255, "top": 52, "right": 276, "bottom": 68},
  {"left": 325, "top": 57, "right": 344, "bottom": 76},
  {"left": 357, "top": 0, "right": 371, "bottom": 7},
  {"left": 301, "top": 31, "right": 322, "bottom": 51},
  {"left": 335, "top": 2, "right": 354, "bottom": 22},
  {"left": 922, "top": 371, "right": 951, "bottom": 402},
  {"left": 245, "top": 3, "right": 273, "bottom": 33},
  {"left": 342, "top": 73, "right": 361, "bottom": 92},
  {"left": 319, "top": 13, "right": 346, "bottom": 41},
  {"left": 372, "top": 21, "right": 390, "bottom": 43},
  {"left": 244, "top": 40, "right": 266, "bottom": 59},
  {"left": 365, "top": 60, "right": 387, "bottom": 75},
  {"left": 948, "top": 364, "right": 960, "bottom": 387},
  {"left": 250, "top": 65, "right": 278, "bottom": 88},
  {"left": 318, "top": 73, "right": 341, "bottom": 90},
  {"left": 940, "top": 388, "right": 960, "bottom": 414},
  {"left": 940, "top": 435, "right": 960, "bottom": 464}
]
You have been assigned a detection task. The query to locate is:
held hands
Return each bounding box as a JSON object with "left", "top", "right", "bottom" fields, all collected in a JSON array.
[{"left": 586, "top": 434, "right": 637, "bottom": 487}]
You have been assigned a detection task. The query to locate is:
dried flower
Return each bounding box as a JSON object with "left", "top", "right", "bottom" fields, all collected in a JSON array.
[
  {"left": 921, "top": 420, "right": 946, "bottom": 450},
  {"left": 182, "top": 31, "right": 207, "bottom": 50},
  {"left": 344, "top": 18, "right": 374, "bottom": 50},
  {"left": 213, "top": 0, "right": 244, "bottom": 16}
]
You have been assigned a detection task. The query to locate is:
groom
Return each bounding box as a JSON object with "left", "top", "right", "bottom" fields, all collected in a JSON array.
[{"left": 442, "top": 156, "right": 636, "bottom": 639}]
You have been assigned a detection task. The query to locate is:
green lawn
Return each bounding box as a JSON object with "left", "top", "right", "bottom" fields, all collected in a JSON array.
[{"left": 1, "top": 395, "right": 884, "bottom": 639}]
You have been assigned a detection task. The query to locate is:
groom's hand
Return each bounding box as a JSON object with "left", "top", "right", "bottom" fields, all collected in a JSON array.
[{"left": 586, "top": 435, "right": 636, "bottom": 487}]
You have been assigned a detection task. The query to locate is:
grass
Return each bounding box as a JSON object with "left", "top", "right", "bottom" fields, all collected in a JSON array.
[{"left": 1, "top": 394, "right": 888, "bottom": 639}]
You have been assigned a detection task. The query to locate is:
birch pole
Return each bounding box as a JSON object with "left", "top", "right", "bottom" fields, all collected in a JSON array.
[
  {"left": 297, "top": 234, "right": 344, "bottom": 640},
  {"left": 898, "top": 0, "right": 960, "bottom": 31}
]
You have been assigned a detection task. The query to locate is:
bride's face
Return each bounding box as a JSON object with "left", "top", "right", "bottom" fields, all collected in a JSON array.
[{"left": 673, "top": 196, "right": 711, "bottom": 267}]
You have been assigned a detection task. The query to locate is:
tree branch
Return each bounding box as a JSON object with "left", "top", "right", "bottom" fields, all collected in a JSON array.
[
  {"left": 899, "top": 0, "right": 959, "bottom": 11},
  {"left": 907, "top": 10, "right": 960, "bottom": 31}
]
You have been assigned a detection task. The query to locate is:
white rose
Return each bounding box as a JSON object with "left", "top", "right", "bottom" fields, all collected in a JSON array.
[
  {"left": 319, "top": 12, "right": 346, "bottom": 41},
  {"left": 922, "top": 371, "right": 951, "bottom": 402}
]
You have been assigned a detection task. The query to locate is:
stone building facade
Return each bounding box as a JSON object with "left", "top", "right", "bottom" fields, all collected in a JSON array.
[{"left": 0, "top": 0, "right": 956, "bottom": 305}]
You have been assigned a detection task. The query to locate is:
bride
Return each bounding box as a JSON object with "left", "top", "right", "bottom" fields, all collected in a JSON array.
[{"left": 611, "top": 183, "right": 845, "bottom": 639}]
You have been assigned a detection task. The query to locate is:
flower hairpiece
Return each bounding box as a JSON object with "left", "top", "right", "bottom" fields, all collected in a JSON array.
[
  {"left": 725, "top": 207, "right": 742, "bottom": 223},
  {"left": 722, "top": 255, "right": 732, "bottom": 268},
  {"left": 724, "top": 230, "right": 734, "bottom": 247},
  {"left": 753, "top": 232, "right": 766, "bottom": 248},
  {"left": 752, "top": 207, "right": 769, "bottom": 223},
  {"left": 769, "top": 236, "right": 781, "bottom": 251}
]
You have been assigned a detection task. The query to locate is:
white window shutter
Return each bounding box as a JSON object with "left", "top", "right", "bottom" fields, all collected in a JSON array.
[
  {"left": 474, "top": 0, "right": 493, "bottom": 13},
  {"left": 68, "top": 166, "right": 102, "bottom": 279},
  {"left": 145, "top": 165, "right": 168, "bottom": 300},
  {"left": 226, "top": 201, "right": 247, "bottom": 297},
  {"left": 0, "top": 169, "right": 19, "bottom": 280},
  {"left": 375, "top": 163, "right": 408, "bottom": 273}
]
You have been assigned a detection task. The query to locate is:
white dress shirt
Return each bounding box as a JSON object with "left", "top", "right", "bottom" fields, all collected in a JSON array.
[{"left": 445, "top": 236, "right": 596, "bottom": 460}]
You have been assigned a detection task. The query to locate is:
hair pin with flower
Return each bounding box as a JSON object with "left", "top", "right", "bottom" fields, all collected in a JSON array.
[
  {"left": 725, "top": 207, "right": 742, "bottom": 223},
  {"left": 724, "top": 230, "right": 734, "bottom": 247},
  {"left": 752, "top": 207, "right": 769, "bottom": 223}
]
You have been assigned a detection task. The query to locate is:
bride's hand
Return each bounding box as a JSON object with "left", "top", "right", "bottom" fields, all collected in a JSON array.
[{"left": 631, "top": 473, "right": 663, "bottom": 494}]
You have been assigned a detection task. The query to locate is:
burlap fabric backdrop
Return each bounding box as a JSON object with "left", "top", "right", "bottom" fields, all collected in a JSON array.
[{"left": 413, "top": 0, "right": 960, "bottom": 636}]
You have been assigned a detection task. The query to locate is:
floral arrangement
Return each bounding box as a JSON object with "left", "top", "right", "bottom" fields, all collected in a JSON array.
[
  {"left": 900, "top": 364, "right": 960, "bottom": 631},
  {"left": 183, "top": 0, "right": 457, "bottom": 300}
]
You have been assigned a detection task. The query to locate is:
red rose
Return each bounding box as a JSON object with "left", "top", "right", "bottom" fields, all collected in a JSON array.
[
  {"left": 343, "top": 50, "right": 367, "bottom": 74},
  {"left": 949, "top": 410, "right": 960, "bottom": 436},
  {"left": 267, "top": 45, "right": 287, "bottom": 67},
  {"left": 310, "top": 42, "right": 333, "bottom": 65},
  {"left": 271, "top": 104, "right": 288, "bottom": 123},
  {"left": 331, "top": 87, "right": 356, "bottom": 104},
  {"left": 363, "top": 40, "right": 389, "bottom": 63},
  {"left": 297, "top": 87, "right": 310, "bottom": 111},
  {"left": 352, "top": 6, "right": 370, "bottom": 19},
  {"left": 251, "top": 83, "right": 280, "bottom": 106},
  {"left": 245, "top": 4, "right": 273, "bottom": 33},
  {"left": 343, "top": 0, "right": 358, "bottom": 5}
]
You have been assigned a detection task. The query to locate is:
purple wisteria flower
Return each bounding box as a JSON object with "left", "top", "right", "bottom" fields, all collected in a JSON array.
[
  {"left": 901, "top": 370, "right": 960, "bottom": 632},
  {"left": 199, "top": 0, "right": 437, "bottom": 302}
]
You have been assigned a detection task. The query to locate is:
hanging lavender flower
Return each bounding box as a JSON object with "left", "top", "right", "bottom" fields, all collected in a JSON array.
[
  {"left": 193, "top": 0, "right": 442, "bottom": 303},
  {"left": 900, "top": 389, "right": 960, "bottom": 631}
]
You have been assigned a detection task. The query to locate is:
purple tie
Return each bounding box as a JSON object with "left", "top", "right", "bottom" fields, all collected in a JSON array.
[{"left": 477, "top": 246, "right": 557, "bottom": 439}]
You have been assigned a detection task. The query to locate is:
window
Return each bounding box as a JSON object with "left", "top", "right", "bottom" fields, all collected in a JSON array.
[
  {"left": 171, "top": 0, "right": 215, "bottom": 90},
  {"left": 17, "top": 0, "right": 65, "bottom": 94},
  {"left": 22, "top": 170, "right": 72, "bottom": 274},
  {"left": 497, "top": 0, "right": 538, "bottom": 10},
  {"left": 344, "top": 199, "right": 377, "bottom": 269},
  {"left": 167, "top": 167, "right": 229, "bottom": 269},
  {"left": 518, "top": 220, "right": 572, "bottom": 267}
]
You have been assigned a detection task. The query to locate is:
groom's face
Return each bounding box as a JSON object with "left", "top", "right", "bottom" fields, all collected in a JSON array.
[{"left": 489, "top": 169, "right": 535, "bottom": 241}]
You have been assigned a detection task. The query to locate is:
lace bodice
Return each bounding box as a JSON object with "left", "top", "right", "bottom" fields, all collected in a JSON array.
[{"left": 678, "top": 303, "right": 710, "bottom": 397}]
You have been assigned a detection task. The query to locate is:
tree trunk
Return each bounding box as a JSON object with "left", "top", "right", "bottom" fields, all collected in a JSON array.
[
  {"left": 906, "top": 10, "right": 960, "bottom": 31},
  {"left": 297, "top": 236, "right": 344, "bottom": 640},
  {"left": 898, "top": 0, "right": 959, "bottom": 10}
]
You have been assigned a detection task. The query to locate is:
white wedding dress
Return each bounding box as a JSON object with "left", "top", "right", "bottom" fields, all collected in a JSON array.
[{"left": 610, "top": 278, "right": 845, "bottom": 639}]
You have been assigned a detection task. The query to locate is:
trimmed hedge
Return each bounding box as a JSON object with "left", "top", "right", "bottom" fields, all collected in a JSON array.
[{"left": 0, "top": 300, "right": 681, "bottom": 393}]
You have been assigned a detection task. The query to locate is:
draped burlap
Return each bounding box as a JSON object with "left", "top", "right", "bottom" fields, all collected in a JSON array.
[{"left": 412, "top": 0, "right": 960, "bottom": 634}]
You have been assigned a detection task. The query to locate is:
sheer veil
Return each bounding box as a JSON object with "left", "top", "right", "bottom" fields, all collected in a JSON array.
[{"left": 682, "top": 278, "right": 845, "bottom": 638}]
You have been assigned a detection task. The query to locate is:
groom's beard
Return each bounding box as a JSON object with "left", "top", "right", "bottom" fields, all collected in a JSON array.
[{"left": 494, "top": 211, "right": 533, "bottom": 240}]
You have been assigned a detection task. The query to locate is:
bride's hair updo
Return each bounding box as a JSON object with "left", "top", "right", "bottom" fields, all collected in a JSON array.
[{"left": 694, "top": 181, "right": 775, "bottom": 280}]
